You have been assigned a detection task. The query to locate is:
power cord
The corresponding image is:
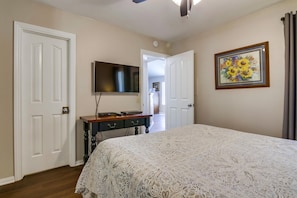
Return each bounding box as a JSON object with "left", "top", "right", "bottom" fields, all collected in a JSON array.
[{"left": 95, "top": 92, "right": 102, "bottom": 118}]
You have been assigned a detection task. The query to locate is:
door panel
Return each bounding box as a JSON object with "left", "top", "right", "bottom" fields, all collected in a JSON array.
[
  {"left": 166, "top": 50, "right": 194, "bottom": 129},
  {"left": 32, "top": 115, "right": 43, "bottom": 156},
  {"left": 53, "top": 46, "right": 63, "bottom": 102}
]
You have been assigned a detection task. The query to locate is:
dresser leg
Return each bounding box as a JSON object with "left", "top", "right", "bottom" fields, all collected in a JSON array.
[
  {"left": 91, "top": 123, "right": 98, "bottom": 152},
  {"left": 145, "top": 117, "right": 150, "bottom": 133},
  {"left": 145, "top": 126, "right": 149, "bottom": 133},
  {"left": 91, "top": 135, "right": 96, "bottom": 152},
  {"left": 135, "top": 126, "right": 139, "bottom": 135},
  {"left": 83, "top": 122, "right": 89, "bottom": 163}
]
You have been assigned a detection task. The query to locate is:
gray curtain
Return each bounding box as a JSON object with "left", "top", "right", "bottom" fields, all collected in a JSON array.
[{"left": 283, "top": 12, "right": 297, "bottom": 140}]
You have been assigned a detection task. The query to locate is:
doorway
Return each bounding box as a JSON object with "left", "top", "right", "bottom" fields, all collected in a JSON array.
[
  {"left": 141, "top": 50, "right": 195, "bottom": 132},
  {"left": 148, "top": 59, "right": 166, "bottom": 132},
  {"left": 141, "top": 50, "right": 167, "bottom": 133}
]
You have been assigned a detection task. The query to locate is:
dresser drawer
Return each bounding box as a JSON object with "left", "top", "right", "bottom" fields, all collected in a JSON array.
[
  {"left": 99, "top": 120, "right": 124, "bottom": 131},
  {"left": 125, "top": 118, "right": 145, "bottom": 128}
]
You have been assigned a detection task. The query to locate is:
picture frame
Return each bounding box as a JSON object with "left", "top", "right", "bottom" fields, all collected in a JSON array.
[
  {"left": 214, "top": 41, "right": 270, "bottom": 89},
  {"left": 152, "top": 82, "right": 160, "bottom": 91}
]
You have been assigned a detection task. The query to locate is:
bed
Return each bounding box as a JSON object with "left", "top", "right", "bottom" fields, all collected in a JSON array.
[{"left": 75, "top": 124, "right": 297, "bottom": 197}]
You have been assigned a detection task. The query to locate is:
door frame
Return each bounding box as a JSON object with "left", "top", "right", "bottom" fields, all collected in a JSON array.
[
  {"left": 14, "top": 21, "right": 76, "bottom": 181},
  {"left": 140, "top": 49, "right": 167, "bottom": 125}
]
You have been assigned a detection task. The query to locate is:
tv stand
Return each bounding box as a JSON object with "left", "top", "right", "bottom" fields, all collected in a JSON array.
[{"left": 80, "top": 114, "right": 152, "bottom": 163}]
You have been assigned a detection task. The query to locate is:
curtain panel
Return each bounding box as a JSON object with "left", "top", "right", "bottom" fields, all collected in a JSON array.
[{"left": 282, "top": 12, "right": 297, "bottom": 140}]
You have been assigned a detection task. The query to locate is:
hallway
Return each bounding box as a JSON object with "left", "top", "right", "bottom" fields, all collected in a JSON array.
[{"left": 149, "top": 113, "right": 165, "bottom": 133}]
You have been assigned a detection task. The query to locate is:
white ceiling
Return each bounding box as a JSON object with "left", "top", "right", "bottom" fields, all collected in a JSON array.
[{"left": 35, "top": 0, "right": 284, "bottom": 42}]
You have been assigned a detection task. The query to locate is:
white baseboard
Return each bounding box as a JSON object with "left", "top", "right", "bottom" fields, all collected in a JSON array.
[
  {"left": 75, "top": 160, "right": 84, "bottom": 166},
  {"left": 0, "top": 176, "right": 15, "bottom": 186}
]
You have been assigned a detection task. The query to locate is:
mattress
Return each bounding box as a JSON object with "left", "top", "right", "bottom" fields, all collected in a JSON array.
[{"left": 75, "top": 124, "right": 297, "bottom": 197}]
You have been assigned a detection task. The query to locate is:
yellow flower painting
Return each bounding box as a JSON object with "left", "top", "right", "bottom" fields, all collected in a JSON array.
[{"left": 219, "top": 51, "right": 260, "bottom": 83}]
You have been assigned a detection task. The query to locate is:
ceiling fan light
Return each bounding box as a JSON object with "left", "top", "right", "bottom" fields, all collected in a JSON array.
[{"left": 172, "top": 0, "right": 201, "bottom": 6}]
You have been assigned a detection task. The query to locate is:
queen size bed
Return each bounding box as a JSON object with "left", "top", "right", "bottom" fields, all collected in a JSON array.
[{"left": 75, "top": 124, "right": 297, "bottom": 197}]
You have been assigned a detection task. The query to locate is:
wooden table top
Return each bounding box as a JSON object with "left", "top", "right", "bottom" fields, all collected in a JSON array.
[{"left": 80, "top": 114, "right": 152, "bottom": 123}]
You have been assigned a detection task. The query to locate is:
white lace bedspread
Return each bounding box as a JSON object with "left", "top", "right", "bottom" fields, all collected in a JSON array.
[{"left": 75, "top": 124, "right": 297, "bottom": 197}]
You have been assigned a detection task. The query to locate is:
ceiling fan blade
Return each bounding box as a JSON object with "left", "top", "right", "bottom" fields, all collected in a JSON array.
[
  {"left": 189, "top": 0, "right": 193, "bottom": 11},
  {"left": 133, "top": 0, "right": 146, "bottom": 3},
  {"left": 180, "top": 0, "right": 188, "bottom": 17},
  {"left": 180, "top": 0, "right": 193, "bottom": 17}
]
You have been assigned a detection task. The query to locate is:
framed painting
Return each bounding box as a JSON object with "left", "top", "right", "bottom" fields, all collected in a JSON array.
[
  {"left": 152, "top": 82, "right": 160, "bottom": 91},
  {"left": 214, "top": 42, "right": 270, "bottom": 89}
]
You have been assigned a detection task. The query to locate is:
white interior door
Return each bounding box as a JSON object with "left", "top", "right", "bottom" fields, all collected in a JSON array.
[
  {"left": 21, "top": 30, "right": 69, "bottom": 175},
  {"left": 165, "top": 50, "right": 194, "bottom": 129}
]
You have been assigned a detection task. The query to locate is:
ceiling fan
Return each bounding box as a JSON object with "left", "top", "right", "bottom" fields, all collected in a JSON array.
[{"left": 132, "top": 0, "right": 194, "bottom": 17}]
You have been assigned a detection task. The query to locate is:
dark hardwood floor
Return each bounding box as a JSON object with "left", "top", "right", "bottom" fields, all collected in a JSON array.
[{"left": 0, "top": 165, "right": 83, "bottom": 198}]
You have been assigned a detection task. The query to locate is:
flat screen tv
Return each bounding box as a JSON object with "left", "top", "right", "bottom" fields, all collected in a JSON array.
[{"left": 92, "top": 61, "right": 139, "bottom": 94}]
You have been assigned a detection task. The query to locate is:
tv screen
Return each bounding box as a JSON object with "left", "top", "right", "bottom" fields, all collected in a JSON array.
[{"left": 92, "top": 61, "right": 139, "bottom": 93}]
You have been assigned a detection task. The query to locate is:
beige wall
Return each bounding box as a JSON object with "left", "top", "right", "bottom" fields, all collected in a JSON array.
[
  {"left": 171, "top": 0, "right": 296, "bottom": 138},
  {"left": 0, "top": 0, "right": 169, "bottom": 180}
]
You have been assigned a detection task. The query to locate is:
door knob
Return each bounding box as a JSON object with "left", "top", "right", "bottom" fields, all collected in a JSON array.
[
  {"left": 62, "top": 107, "right": 69, "bottom": 114},
  {"left": 188, "top": 104, "right": 192, "bottom": 107}
]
